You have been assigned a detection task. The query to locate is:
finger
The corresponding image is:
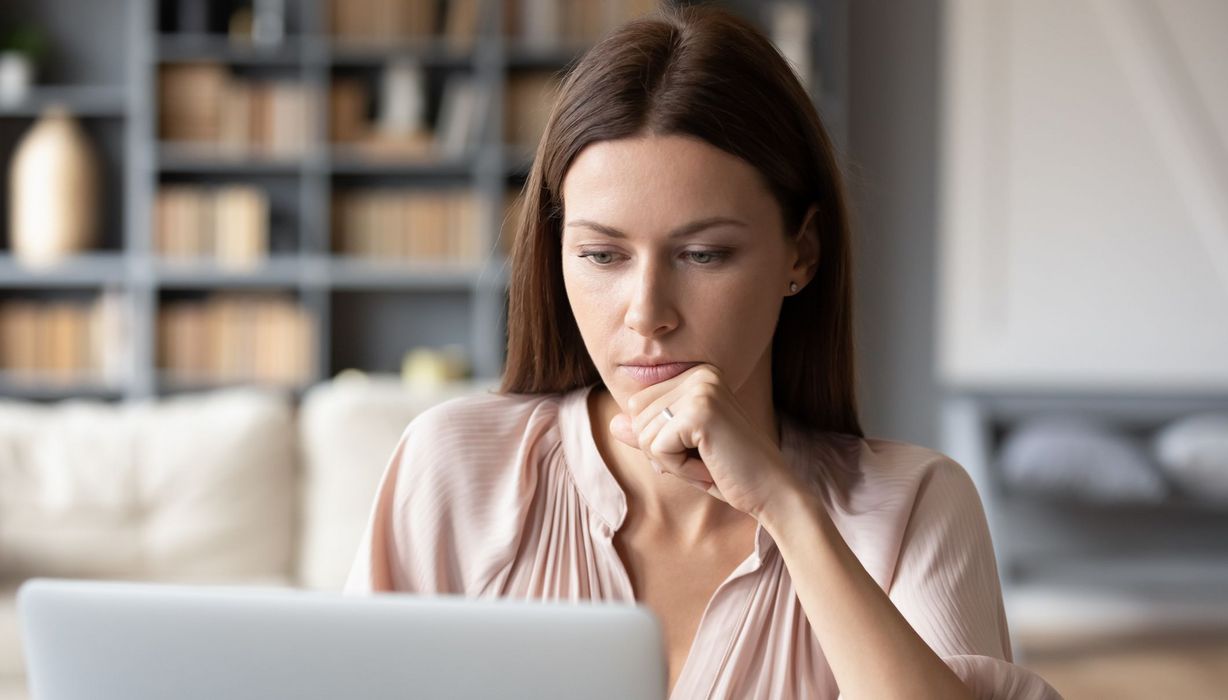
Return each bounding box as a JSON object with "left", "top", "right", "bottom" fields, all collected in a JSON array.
[
  {"left": 635, "top": 407, "right": 673, "bottom": 472},
  {"left": 625, "top": 363, "right": 712, "bottom": 430},
  {"left": 629, "top": 363, "right": 721, "bottom": 433},
  {"left": 674, "top": 457, "right": 714, "bottom": 483},
  {"left": 649, "top": 418, "right": 712, "bottom": 481},
  {"left": 639, "top": 410, "right": 712, "bottom": 486},
  {"left": 663, "top": 465, "right": 721, "bottom": 499},
  {"left": 668, "top": 472, "right": 715, "bottom": 491}
]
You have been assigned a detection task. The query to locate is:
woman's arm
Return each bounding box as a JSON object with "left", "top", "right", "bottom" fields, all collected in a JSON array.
[{"left": 759, "top": 480, "right": 976, "bottom": 700}]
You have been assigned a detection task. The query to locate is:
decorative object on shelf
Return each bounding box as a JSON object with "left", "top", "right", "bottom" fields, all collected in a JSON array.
[
  {"left": 436, "top": 74, "right": 484, "bottom": 158},
  {"left": 401, "top": 345, "right": 470, "bottom": 386},
  {"left": 0, "top": 23, "right": 48, "bottom": 105},
  {"left": 227, "top": 0, "right": 286, "bottom": 46},
  {"left": 996, "top": 416, "right": 1170, "bottom": 504},
  {"left": 378, "top": 58, "right": 426, "bottom": 136},
  {"left": 252, "top": 0, "right": 287, "bottom": 46},
  {"left": 8, "top": 106, "right": 100, "bottom": 268},
  {"left": 357, "top": 58, "right": 435, "bottom": 159},
  {"left": 1153, "top": 413, "right": 1228, "bottom": 503}
]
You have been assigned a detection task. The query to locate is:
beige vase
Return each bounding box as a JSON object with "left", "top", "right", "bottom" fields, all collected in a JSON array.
[{"left": 8, "top": 106, "right": 99, "bottom": 267}]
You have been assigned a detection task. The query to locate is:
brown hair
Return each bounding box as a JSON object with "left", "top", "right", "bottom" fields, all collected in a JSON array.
[{"left": 498, "top": 3, "right": 863, "bottom": 438}]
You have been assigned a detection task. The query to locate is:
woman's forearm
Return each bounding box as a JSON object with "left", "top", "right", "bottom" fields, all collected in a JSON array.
[{"left": 759, "top": 481, "right": 975, "bottom": 700}]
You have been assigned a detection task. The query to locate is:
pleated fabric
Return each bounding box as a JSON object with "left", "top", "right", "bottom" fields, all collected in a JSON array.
[{"left": 345, "top": 384, "right": 1062, "bottom": 699}]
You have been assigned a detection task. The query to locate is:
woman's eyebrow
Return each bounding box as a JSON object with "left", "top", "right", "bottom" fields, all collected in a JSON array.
[{"left": 565, "top": 216, "right": 748, "bottom": 239}]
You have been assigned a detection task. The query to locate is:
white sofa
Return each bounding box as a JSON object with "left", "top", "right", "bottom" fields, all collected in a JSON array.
[{"left": 0, "top": 375, "right": 495, "bottom": 699}]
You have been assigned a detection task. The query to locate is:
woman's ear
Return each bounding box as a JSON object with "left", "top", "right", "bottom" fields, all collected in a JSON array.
[{"left": 790, "top": 203, "right": 821, "bottom": 284}]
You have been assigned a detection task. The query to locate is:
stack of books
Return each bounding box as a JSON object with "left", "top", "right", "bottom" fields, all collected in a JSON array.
[
  {"left": 504, "top": 0, "right": 660, "bottom": 46},
  {"left": 0, "top": 292, "right": 128, "bottom": 385},
  {"left": 159, "top": 62, "right": 310, "bottom": 158},
  {"left": 328, "top": 0, "right": 480, "bottom": 46},
  {"left": 154, "top": 185, "right": 270, "bottom": 267},
  {"left": 332, "top": 188, "right": 483, "bottom": 261},
  {"left": 330, "top": 73, "right": 486, "bottom": 160},
  {"left": 158, "top": 293, "right": 314, "bottom": 386}
]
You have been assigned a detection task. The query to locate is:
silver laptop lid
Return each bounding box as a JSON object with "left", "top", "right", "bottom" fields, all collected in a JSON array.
[{"left": 18, "top": 578, "right": 666, "bottom": 700}]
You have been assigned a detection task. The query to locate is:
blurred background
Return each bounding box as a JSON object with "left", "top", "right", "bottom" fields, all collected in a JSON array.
[{"left": 0, "top": 0, "right": 1225, "bottom": 698}]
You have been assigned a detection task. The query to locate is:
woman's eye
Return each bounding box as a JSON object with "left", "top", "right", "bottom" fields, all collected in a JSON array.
[
  {"left": 685, "top": 250, "right": 725, "bottom": 265},
  {"left": 579, "top": 252, "right": 619, "bottom": 265},
  {"left": 577, "top": 250, "right": 728, "bottom": 266}
]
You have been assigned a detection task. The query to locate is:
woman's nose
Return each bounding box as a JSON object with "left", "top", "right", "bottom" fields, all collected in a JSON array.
[{"left": 623, "top": 263, "right": 678, "bottom": 337}]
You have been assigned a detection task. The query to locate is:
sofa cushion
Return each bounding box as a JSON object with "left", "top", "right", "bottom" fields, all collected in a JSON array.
[
  {"left": 296, "top": 376, "right": 496, "bottom": 590},
  {"left": 0, "top": 389, "right": 296, "bottom": 583},
  {"left": 1152, "top": 412, "right": 1228, "bottom": 502},
  {"left": 997, "top": 416, "right": 1169, "bottom": 504}
]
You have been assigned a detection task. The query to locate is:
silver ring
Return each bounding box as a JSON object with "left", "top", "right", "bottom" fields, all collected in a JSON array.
[{"left": 661, "top": 406, "right": 675, "bottom": 421}]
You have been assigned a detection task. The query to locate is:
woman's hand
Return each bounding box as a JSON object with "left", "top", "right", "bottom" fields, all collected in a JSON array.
[{"left": 608, "top": 363, "right": 805, "bottom": 518}]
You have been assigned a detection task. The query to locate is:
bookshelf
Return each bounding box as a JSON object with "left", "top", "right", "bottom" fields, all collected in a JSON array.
[{"left": 0, "top": 0, "right": 848, "bottom": 401}]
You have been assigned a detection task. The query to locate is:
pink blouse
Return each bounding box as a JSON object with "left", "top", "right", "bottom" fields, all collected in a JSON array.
[{"left": 345, "top": 384, "right": 1062, "bottom": 699}]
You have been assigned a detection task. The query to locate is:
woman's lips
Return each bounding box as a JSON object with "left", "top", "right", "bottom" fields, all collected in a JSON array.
[{"left": 619, "top": 362, "right": 699, "bottom": 386}]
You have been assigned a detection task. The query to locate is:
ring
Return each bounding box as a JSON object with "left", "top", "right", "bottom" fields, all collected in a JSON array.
[{"left": 661, "top": 406, "right": 675, "bottom": 421}]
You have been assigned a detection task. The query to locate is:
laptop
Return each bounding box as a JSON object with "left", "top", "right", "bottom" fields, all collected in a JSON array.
[{"left": 17, "top": 578, "right": 666, "bottom": 700}]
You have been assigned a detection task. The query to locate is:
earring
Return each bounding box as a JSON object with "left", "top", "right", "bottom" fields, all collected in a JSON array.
[{"left": 789, "top": 281, "right": 799, "bottom": 294}]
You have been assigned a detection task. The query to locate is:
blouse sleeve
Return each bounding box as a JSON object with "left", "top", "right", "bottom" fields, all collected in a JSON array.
[
  {"left": 343, "top": 393, "right": 553, "bottom": 597},
  {"left": 342, "top": 423, "right": 411, "bottom": 595},
  {"left": 883, "top": 457, "right": 1064, "bottom": 700}
]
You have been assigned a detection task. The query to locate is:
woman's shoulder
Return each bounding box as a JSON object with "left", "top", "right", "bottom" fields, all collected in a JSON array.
[
  {"left": 360, "top": 389, "right": 577, "bottom": 595},
  {"left": 858, "top": 436, "right": 971, "bottom": 481},
  {"left": 801, "top": 432, "right": 992, "bottom": 589},
  {"left": 391, "top": 388, "right": 579, "bottom": 491},
  {"left": 803, "top": 430, "right": 983, "bottom": 517},
  {"left": 401, "top": 389, "right": 567, "bottom": 444}
]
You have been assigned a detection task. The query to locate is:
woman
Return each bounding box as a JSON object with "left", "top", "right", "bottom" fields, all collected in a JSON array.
[{"left": 347, "top": 6, "right": 1061, "bottom": 699}]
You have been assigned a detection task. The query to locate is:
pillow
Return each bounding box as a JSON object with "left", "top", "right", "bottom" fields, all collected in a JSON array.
[
  {"left": 0, "top": 388, "right": 295, "bottom": 583},
  {"left": 1152, "top": 413, "right": 1228, "bottom": 503},
  {"left": 997, "top": 416, "right": 1168, "bottom": 504}
]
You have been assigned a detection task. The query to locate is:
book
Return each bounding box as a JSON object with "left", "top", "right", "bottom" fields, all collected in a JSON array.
[
  {"left": 155, "top": 185, "right": 269, "bottom": 265},
  {"left": 329, "top": 79, "right": 368, "bottom": 143},
  {"left": 333, "top": 188, "right": 481, "bottom": 263},
  {"left": 160, "top": 293, "right": 313, "bottom": 386}
]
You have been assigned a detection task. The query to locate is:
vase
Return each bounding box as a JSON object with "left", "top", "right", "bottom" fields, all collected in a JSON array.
[
  {"left": 0, "top": 52, "right": 34, "bottom": 105},
  {"left": 8, "top": 106, "right": 100, "bottom": 267}
]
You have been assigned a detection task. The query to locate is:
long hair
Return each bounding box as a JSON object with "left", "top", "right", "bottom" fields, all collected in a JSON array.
[{"left": 498, "top": 4, "right": 862, "bottom": 438}]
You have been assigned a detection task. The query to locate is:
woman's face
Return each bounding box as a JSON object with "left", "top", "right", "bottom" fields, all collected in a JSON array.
[{"left": 560, "top": 134, "right": 813, "bottom": 412}]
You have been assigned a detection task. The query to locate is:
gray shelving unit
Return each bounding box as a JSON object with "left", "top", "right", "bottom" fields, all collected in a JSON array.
[{"left": 0, "top": 0, "right": 847, "bottom": 402}]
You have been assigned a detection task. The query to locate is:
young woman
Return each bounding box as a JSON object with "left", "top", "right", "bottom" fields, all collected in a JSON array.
[{"left": 347, "top": 6, "right": 1061, "bottom": 699}]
